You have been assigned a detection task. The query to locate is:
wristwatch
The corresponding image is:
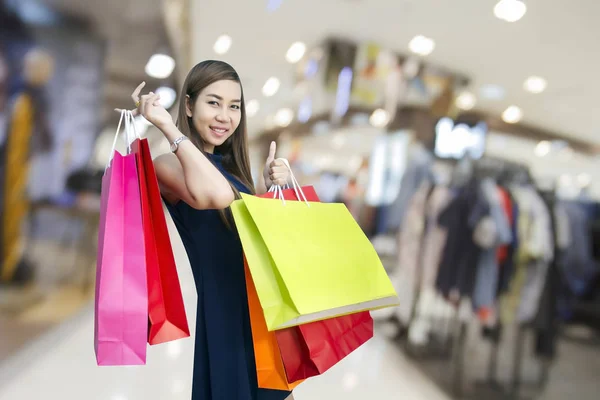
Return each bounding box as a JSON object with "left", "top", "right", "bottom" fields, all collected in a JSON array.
[{"left": 170, "top": 136, "right": 189, "bottom": 153}]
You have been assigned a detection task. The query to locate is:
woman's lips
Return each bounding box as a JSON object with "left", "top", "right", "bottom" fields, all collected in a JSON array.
[{"left": 210, "top": 126, "right": 229, "bottom": 137}]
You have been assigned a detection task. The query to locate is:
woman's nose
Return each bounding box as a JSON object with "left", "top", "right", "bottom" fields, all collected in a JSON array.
[{"left": 215, "top": 108, "right": 229, "bottom": 122}]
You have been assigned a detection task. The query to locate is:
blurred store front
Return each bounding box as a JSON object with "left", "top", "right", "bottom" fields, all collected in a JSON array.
[{"left": 0, "top": 0, "right": 184, "bottom": 362}]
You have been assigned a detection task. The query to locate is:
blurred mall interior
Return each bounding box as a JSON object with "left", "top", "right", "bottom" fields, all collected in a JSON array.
[{"left": 1, "top": 0, "right": 600, "bottom": 398}]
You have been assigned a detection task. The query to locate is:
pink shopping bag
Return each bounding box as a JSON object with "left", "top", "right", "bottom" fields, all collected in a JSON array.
[{"left": 94, "top": 111, "right": 148, "bottom": 366}]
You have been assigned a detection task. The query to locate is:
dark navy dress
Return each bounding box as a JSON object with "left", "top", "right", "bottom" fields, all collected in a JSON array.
[{"left": 165, "top": 153, "right": 291, "bottom": 400}]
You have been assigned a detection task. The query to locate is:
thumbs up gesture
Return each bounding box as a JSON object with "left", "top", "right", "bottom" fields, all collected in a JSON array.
[{"left": 263, "top": 141, "right": 291, "bottom": 189}]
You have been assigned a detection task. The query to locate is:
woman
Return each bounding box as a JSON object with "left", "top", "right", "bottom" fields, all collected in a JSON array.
[{"left": 127, "top": 60, "right": 293, "bottom": 399}]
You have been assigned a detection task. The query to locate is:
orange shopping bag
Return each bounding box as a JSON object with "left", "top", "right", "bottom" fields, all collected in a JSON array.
[{"left": 245, "top": 258, "right": 304, "bottom": 390}]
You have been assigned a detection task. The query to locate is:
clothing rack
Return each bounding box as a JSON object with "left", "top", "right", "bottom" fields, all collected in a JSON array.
[
  {"left": 434, "top": 158, "right": 548, "bottom": 399},
  {"left": 392, "top": 155, "right": 595, "bottom": 399}
]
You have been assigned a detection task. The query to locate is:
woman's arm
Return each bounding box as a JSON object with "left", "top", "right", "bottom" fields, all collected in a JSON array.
[
  {"left": 126, "top": 83, "right": 234, "bottom": 210},
  {"left": 155, "top": 121, "right": 234, "bottom": 210}
]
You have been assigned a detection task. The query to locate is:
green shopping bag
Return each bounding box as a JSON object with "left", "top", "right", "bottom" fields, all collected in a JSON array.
[{"left": 231, "top": 190, "right": 398, "bottom": 331}]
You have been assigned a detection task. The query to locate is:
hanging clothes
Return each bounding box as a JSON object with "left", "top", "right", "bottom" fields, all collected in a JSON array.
[
  {"left": 436, "top": 179, "right": 490, "bottom": 301},
  {"left": 534, "top": 193, "right": 570, "bottom": 359},
  {"left": 497, "top": 188, "right": 520, "bottom": 295},
  {"left": 393, "top": 180, "right": 432, "bottom": 325},
  {"left": 407, "top": 184, "right": 453, "bottom": 345},
  {"left": 497, "top": 187, "right": 514, "bottom": 266},
  {"left": 501, "top": 186, "right": 554, "bottom": 323},
  {"left": 383, "top": 144, "right": 433, "bottom": 233},
  {"left": 420, "top": 185, "right": 453, "bottom": 292},
  {"left": 472, "top": 178, "right": 512, "bottom": 319},
  {"left": 561, "top": 201, "right": 599, "bottom": 296}
]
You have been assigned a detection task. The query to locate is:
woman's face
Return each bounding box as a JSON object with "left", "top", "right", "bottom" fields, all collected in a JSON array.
[{"left": 187, "top": 79, "right": 242, "bottom": 153}]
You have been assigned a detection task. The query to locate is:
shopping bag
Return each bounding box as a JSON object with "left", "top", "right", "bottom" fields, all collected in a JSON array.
[
  {"left": 231, "top": 179, "right": 398, "bottom": 331},
  {"left": 276, "top": 311, "right": 373, "bottom": 381},
  {"left": 245, "top": 258, "right": 304, "bottom": 390},
  {"left": 255, "top": 186, "right": 374, "bottom": 382},
  {"left": 131, "top": 134, "right": 190, "bottom": 345},
  {"left": 95, "top": 111, "right": 148, "bottom": 366}
]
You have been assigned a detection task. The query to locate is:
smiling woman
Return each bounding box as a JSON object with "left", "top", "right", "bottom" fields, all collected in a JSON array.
[
  {"left": 187, "top": 83, "right": 243, "bottom": 153},
  {"left": 124, "top": 60, "right": 293, "bottom": 400}
]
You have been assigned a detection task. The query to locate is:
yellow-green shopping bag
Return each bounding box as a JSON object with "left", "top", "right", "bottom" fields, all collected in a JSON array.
[{"left": 231, "top": 189, "right": 398, "bottom": 331}]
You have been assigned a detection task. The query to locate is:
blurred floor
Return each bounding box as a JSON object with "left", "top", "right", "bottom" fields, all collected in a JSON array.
[
  {"left": 0, "top": 205, "right": 97, "bottom": 362},
  {"left": 0, "top": 238, "right": 451, "bottom": 400},
  {"left": 0, "top": 313, "right": 451, "bottom": 399},
  {"left": 0, "top": 285, "right": 91, "bottom": 362}
]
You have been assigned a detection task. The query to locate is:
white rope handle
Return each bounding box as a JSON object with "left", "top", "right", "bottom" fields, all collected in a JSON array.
[
  {"left": 124, "top": 110, "right": 142, "bottom": 154},
  {"left": 105, "top": 110, "right": 127, "bottom": 172},
  {"left": 268, "top": 158, "right": 310, "bottom": 207},
  {"left": 282, "top": 158, "right": 309, "bottom": 206},
  {"left": 105, "top": 110, "right": 143, "bottom": 172},
  {"left": 126, "top": 110, "right": 141, "bottom": 142},
  {"left": 268, "top": 184, "right": 286, "bottom": 205}
]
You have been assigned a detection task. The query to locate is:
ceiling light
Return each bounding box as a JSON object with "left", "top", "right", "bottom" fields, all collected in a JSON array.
[
  {"left": 494, "top": 0, "right": 527, "bottom": 23},
  {"left": 455, "top": 92, "right": 476, "bottom": 110},
  {"left": 534, "top": 140, "right": 551, "bottom": 157},
  {"left": 370, "top": 109, "right": 390, "bottom": 128},
  {"left": 480, "top": 84, "right": 505, "bottom": 100},
  {"left": 156, "top": 86, "right": 177, "bottom": 109},
  {"left": 409, "top": 35, "right": 435, "bottom": 56},
  {"left": 145, "top": 54, "right": 175, "bottom": 79},
  {"left": 286, "top": 42, "right": 306, "bottom": 64},
  {"left": 213, "top": 35, "right": 232, "bottom": 55},
  {"left": 275, "top": 108, "right": 294, "bottom": 127},
  {"left": 262, "top": 77, "right": 280, "bottom": 97},
  {"left": 246, "top": 99, "right": 259, "bottom": 117},
  {"left": 502, "top": 105, "right": 523, "bottom": 124},
  {"left": 524, "top": 76, "right": 547, "bottom": 94}
]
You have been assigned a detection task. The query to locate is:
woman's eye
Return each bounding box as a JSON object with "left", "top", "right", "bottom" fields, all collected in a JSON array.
[
  {"left": 208, "top": 101, "right": 219, "bottom": 106},
  {"left": 231, "top": 105, "right": 240, "bottom": 110}
]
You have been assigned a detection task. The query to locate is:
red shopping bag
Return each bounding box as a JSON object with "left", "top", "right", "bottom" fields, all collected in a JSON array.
[
  {"left": 131, "top": 137, "right": 190, "bottom": 345},
  {"left": 282, "top": 311, "right": 373, "bottom": 379},
  {"left": 256, "top": 186, "right": 374, "bottom": 382}
]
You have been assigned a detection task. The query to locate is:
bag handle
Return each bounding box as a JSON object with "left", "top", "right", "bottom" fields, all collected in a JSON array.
[
  {"left": 267, "top": 158, "right": 309, "bottom": 207},
  {"left": 125, "top": 110, "right": 141, "bottom": 145},
  {"left": 106, "top": 110, "right": 126, "bottom": 172},
  {"left": 105, "top": 110, "right": 141, "bottom": 172}
]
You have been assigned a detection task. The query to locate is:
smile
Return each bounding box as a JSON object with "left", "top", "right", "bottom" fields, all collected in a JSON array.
[{"left": 210, "top": 126, "right": 229, "bottom": 136}]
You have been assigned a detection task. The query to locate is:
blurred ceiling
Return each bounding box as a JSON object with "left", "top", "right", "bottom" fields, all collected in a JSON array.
[
  {"left": 191, "top": 0, "right": 600, "bottom": 146},
  {"left": 41, "top": 0, "right": 176, "bottom": 125}
]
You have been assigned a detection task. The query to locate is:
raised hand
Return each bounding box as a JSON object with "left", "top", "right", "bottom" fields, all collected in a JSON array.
[
  {"left": 115, "top": 82, "right": 174, "bottom": 130},
  {"left": 263, "top": 141, "right": 290, "bottom": 188}
]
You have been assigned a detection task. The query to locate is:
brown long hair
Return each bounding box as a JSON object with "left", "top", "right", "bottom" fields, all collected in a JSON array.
[{"left": 176, "top": 60, "right": 256, "bottom": 224}]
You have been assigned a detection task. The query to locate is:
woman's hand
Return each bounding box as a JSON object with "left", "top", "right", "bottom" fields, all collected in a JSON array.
[
  {"left": 115, "top": 82, "right": 174, "bottom": 130},
  {"left": 263, "top": 141, "right": 291, "bottom": 188}
]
